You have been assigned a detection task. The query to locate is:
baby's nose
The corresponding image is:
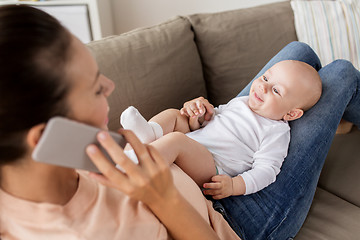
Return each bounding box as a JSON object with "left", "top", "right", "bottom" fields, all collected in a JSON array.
[{"left": 259, "top": 83, "right": 268, "bottom": 93}]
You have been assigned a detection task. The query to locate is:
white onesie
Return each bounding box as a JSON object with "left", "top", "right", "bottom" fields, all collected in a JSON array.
[{"left": 185, "top": 96, "right": 290, "bottom": 195}]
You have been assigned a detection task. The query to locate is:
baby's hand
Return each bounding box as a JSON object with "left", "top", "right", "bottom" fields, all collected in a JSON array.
[
  {"left": 202, "top": 175, "right": 233, "bottom": 200},
  {"left": 180, "top": 96, "right": 214, "bottom": 119},
  {"left": 180, "top": 97, "right": 214, "bottom": 131}
]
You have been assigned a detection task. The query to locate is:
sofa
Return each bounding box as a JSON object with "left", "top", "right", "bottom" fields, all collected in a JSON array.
[{"left": 87, "top": 1, "right": 360, "bottom": 239}]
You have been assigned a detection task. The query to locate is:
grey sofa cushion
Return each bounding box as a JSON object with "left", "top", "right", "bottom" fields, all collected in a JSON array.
[
  {"left": 87, "top": 17, "right": 206, "bottom": 131},
  {"left": 318, "top": 129, "right": 360, "bottom": 207},
  {"left": 187, "top": 2, "right": 297, "bottom": 106},
  {"left": 296, "top": 187, "right": 360, "bottom": 240}
]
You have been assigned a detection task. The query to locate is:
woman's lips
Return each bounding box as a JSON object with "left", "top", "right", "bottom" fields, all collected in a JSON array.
[{"left": 105, "top": 106, "right": 110, "bottom": 125}]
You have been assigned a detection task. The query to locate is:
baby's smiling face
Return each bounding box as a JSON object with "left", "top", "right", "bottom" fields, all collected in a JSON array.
[{"left": 248, "top": 60, "right": 322, "bottom": 121}]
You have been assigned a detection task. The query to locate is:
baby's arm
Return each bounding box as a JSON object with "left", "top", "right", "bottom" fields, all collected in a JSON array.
[
  {"left": 203, "top": 124, "right": 290, "bottom": 199},
  {"left": 239, "top": 125, "right": 290, "bottom": 195},
  {"left": 202, "top": 175, "right": 246, "bottom": 199},
  {"left": 180, "top": 97, "right": 214, "bottom": 131}
]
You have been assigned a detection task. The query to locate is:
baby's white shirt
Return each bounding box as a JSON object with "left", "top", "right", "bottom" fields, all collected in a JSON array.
[{"left": 186, "top": 96, "right": 290, "bottom": 195}]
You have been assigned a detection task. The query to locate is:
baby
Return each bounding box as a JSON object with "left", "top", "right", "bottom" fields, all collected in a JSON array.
[{"left": 120, "top": 60, "right": 322, "bottom": 199}]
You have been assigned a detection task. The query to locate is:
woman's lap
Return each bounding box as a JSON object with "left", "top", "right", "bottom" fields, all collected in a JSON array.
[{"left": 214, "top": 41, "right": 360, "bottom": 240}]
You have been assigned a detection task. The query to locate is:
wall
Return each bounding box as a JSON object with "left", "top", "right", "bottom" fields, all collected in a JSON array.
[{"left": 111, "top": 0, "right": 286, "bottom": 34}]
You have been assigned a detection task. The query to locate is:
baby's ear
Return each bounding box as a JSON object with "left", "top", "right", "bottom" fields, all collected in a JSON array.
[{"left": 283, "top": 109, "right": 304, "bottom": 121}]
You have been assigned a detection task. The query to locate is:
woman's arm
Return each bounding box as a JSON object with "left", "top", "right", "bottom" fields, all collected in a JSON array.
[{"left": 86, "top": 129, "right": 220, "bottom": 240}]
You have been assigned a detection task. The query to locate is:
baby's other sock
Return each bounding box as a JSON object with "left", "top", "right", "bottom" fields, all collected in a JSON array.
[{"left": 120, "top": 106, "right": 163, "bottom": 143}]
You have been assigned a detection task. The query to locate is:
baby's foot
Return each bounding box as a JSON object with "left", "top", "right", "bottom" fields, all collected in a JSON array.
[{"left": 120, "top": 106, "right": 163, "bottom": 143}]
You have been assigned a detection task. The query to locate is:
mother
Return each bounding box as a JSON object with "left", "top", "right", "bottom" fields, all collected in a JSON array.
[{"left": 0, "top": 5, "right": 359, "bottom": 240}]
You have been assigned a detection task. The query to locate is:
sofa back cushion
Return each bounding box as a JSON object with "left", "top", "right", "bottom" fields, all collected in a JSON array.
[
  {"left": 87, "top": 17, "right": 206, "bottom": 131},
  {"left": 187, "top": 2, "right": 297, "bottom": 106}
]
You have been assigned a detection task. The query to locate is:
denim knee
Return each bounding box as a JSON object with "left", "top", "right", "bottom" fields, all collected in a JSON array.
[
  {"left": 324, "top": 59, "right": 358, "bottom": 87},
  {"left": 285, "top": 41, "right": 322, "bottom": 70},
  {"left": 330, "top": 59, "right": 356, "bottom": 71},
  {"left": 286, "top": 41, "right": 311, "bottom": 52}
]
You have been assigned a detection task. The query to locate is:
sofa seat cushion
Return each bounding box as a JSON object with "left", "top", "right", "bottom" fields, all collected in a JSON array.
[
  {"left": 318, "top": 129, "right": 360, "bottom": 207},
  {"left": 87, "top": 17, "right": 207, "bottom": 131},
  {"left": 296, "top": 187, "right": 360, "bottom": 240},
  {"left": 187, "top": 2, "right": 297, "bottom": 106}
]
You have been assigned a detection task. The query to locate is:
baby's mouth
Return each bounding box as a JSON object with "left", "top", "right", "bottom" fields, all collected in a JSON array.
[{"left": 254, "top": 92, "right": 264, "bottom": 102}]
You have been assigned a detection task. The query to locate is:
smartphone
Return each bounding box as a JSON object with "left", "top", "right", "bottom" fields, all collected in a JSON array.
[{"left": 32, "top": 117, "right": 127, "bottom": 172}]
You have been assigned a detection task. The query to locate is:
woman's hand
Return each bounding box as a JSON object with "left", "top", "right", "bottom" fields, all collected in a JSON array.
[
  {"left": 86, "top": 129, "right": 220, "bottom": 240},
  {"left": 86, "top": 129, "right": 175, "bottom": 207}
]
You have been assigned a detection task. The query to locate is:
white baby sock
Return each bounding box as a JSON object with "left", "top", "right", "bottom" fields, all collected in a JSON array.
[{"left": 120, "top": 106, "right": 163, "bottom": 143}]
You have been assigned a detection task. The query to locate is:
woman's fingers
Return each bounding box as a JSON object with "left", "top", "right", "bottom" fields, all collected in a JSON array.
[
  {"left": 86, "top": 129, "right": 175, "bottom": 204},
  {"left": 86, "top": 144, "right": 128, "bottom": 189},
  {"left": 118, "top": 129, "right": 157, "bottom": 172},
  {"left": 88, "top": 171, "right": 117, "bottom": 188},
  {"left": 96, "top": 131, "right": 140, "bottom": 176}
]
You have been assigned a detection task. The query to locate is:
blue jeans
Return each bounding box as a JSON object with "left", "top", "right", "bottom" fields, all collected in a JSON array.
[{"left": 213, "top": 41, "right": 360, "bottom": 240}]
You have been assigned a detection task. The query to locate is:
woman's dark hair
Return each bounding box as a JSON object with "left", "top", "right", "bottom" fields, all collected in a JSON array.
[{"left": 0, "top": 5, "right": 73, "bottom": 164}]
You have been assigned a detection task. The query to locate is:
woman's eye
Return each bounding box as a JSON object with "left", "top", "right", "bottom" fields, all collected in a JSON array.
[{"left": 262, "top": 75, "right": 268, "bottom": 82}]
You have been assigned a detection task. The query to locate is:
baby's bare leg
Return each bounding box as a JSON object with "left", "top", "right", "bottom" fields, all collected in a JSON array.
[
  {"left": 150, "top": 132, "right": 216, "bottom": 186},
  {"left": 121, "top": 107, "right": 190, "bottom": 144},
  {"left": 149, "top": 108, "right": 190, "bottom": 135}
]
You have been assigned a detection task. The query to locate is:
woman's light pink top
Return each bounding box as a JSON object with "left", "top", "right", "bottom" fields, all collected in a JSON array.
[{"left": 0, "top": 164, "right": 240, "bottom": 240}]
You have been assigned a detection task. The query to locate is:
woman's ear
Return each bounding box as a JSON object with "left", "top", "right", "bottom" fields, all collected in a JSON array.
[
  {"left": 26, "top": 123, "right": 46, "bottom": 149},
  {"left": 283, "top": 109, "right": 304, "bottom": 121}
]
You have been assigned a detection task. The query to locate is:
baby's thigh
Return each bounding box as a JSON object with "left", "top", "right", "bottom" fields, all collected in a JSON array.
[{"left": 151, "top": 132, "right": 216, "bottom": 186}]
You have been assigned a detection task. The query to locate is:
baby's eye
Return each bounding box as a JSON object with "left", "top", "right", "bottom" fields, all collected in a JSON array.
[
  {"left": 262, "top": 75, "right": 268, "bottom": 82},
  {"left": 273, "top": 87, "right": 280, "bottom": 95}
]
